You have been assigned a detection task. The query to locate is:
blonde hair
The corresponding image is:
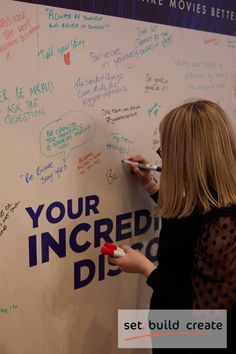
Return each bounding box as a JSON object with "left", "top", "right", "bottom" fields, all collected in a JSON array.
[{"left": 157, "top": 100, "right": 236, "bottom": 218}]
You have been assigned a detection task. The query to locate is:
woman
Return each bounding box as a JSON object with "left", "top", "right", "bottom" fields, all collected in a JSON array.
[{"left": 110, "top": 100, "right": 236, "bottom": 351}]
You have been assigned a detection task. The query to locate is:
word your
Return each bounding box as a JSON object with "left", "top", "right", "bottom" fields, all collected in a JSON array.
[
  {"left": 26, "top": 195, "right": 159, "bottom": 290},
  {"left": 77, "top": 151, "right": 101, "bottom": 175},
  {"left": 106, "top": 133, "right": 133, "bottom": 155},
  {"left": 74, "top": 73, "right": 129, "bottom": 108},
  {"left": 40, "top": 111, "right": 96, "bottom": 161},
  {"left": 102, "top": 105, "right": 141, "bottom": 124},
  {"left": 0, "top": 11, "right": 40, "bottom": 61},
  {"left": 0, "top": 202, "right": 20, "bottom": 237},
  {"left": 46, "top": 8, "right": 109, "bottom": 30},
  {"left": 38, "top": 37, "right": 85, "bottom": 62},
  {"left": 20, "top": 162, "right": 67, "bottom": 185},
  {"left": 0, "top": 304, "right": 17, "bottom": 314},
  {"left": 145, "top": 73, "right": 170, "bottom": 93}
]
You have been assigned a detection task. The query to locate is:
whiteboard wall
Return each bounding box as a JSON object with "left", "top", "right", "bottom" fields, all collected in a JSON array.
[{"left": 1, "top": 0, "right": 236, "bottom": 353}]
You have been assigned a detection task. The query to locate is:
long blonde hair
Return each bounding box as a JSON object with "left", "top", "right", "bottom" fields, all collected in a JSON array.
[{"left": 157, "top": 100, "right": 236, "bottom": 218}]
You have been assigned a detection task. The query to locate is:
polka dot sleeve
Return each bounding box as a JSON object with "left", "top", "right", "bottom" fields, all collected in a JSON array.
[{"left": 192, "top": 216, "right": 236, "bottom": 309}]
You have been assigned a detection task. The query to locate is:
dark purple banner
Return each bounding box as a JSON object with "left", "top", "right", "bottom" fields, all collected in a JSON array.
[{"left": 15, "top": 0, "right": 236, "bottom": 36}]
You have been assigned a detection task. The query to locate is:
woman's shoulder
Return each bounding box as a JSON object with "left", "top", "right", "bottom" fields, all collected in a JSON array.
[
  {"left": 196, "top": 206, "right": 236, "bottom": 264},
  {"left": 195, "top": 205, "right": 236, "bottom": 245},
  {"left": 205, "top": 204, "right": 236, "bottom": 220},
  {"left": 199, "top": 205, "right": 236, "bottom": 254}
]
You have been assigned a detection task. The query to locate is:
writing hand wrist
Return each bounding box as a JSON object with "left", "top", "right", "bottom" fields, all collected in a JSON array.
[
  {"left": 142, "top": 176, "right": 159, "bottom": 195},
  {"left": 141, "top": 261, "right": 157, "bottom": 278}
]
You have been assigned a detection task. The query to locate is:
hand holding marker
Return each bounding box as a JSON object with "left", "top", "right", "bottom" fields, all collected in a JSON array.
[
  {"left": 122, "top": 159, "right": 162, "bottom": 172},
  {"left": 100, "top": 242, "right": 126, "bottom": 257},
  {"left": 101, "top": 160, "right": 161, "bottom": 258}
]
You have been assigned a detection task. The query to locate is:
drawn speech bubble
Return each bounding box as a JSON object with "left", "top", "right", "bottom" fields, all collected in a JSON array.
[{"left": 40, "top": 110, "right": 96, "bottom": 161}]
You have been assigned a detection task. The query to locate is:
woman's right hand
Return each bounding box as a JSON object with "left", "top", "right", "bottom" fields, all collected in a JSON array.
[{"left": 126, "top": 155, "right": 152, "bottom": 185}]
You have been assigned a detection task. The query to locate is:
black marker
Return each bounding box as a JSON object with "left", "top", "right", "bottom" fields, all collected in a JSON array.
[{"left": 122, "top": 159, "right": 162, "bottom": 172}]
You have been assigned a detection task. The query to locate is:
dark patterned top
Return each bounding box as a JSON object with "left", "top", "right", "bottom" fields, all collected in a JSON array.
[
  {"left": 192, "top": 216, "right": 236, "bottom": 310},
  {"left": 146, "top": 199, "right": 236, "bottom": 349},
  {"left": 146, "top": 196, "right": 236, "bottom": 312},
  {"left": 147, "top": 205, "right": 236, "bottom": 354}
]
